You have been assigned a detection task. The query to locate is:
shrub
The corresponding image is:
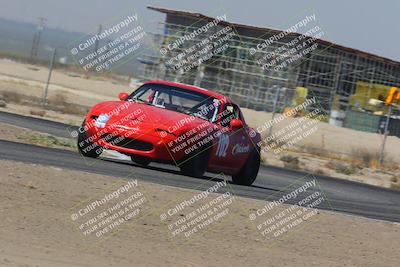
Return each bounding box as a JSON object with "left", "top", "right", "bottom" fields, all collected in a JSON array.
[
  {"left": 2, "top": 91, "right": 21, "bottom": 103},
  {"left": 315, "top": 169, "right": 326, "bottom": 175},
  {"left": 30, "top": 109, "right": 46, "bottom": 117},
  {"left": 334, "top": 163, "right": 356, "bottom": 175},
  {"left": 280, "top": 155, "right": 298, "bottom": 164}
]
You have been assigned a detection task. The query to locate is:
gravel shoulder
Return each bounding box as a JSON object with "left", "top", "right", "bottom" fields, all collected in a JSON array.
[{"left": 0, "top": 159, "right": 399, "bottom": 267}]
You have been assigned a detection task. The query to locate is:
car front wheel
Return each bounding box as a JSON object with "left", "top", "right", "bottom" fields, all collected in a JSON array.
[
  {"left": 130, "top": 155, "right": 151, "bottom": 167},
  {"left": 232, "top": 149, "right": 260, "bottom": 186},
  {"left": 77, "top": 122, "right": 102, "bottom": 158},
  {"left": 180, "top": 146, "right": 210, "bottom": 178}
]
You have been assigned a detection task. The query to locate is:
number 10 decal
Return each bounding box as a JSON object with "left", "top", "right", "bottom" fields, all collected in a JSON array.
[{"left": 216, "top": 133, "right": 229, "bottom": 157}]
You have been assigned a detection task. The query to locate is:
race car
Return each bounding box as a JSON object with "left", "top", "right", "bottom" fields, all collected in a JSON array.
[{"left": 77, "top": 80, "right": 261, "bottom": 185}]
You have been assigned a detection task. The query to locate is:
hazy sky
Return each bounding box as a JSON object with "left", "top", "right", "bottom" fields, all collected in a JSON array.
[{"left": 0, "top": 0, "right": 399, "bottom": 61}]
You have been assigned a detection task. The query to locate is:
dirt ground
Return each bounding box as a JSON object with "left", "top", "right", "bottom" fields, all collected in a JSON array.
[
  {"left": 0, "top": 159, "right": 399, "bottom": 267},
  {"left": 0, "top": 58, "right": 130, "bottom": 100}
]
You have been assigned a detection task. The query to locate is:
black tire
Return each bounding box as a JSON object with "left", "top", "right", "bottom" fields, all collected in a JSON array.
[
  {"left": 232, "top": 149, "right": 260, "bottom": 186},
  {"left": 130, "top": 155, "right": 151, "bottom": 167},
  {"left": 180, "top": 146, "right": 210, "bottom": 178},
  {"left": 77, "top": 123, "right": 102, "bottom": 158}
]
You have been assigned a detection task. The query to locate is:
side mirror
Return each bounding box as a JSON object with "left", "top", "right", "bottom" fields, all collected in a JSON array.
[
  {"left": 230, "top": 119, "right": 244, "bottom": 129},
  {"left": 118, "top": 92, "right": 129, "bottom": 101}
]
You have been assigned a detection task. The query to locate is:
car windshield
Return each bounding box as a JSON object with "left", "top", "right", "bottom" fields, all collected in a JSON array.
[{"left": 128, "top": 83, "right": 220, "bottom": 122}]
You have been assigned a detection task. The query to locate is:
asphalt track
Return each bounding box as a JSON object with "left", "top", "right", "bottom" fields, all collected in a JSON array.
[{"left": 1, "top": 111, "right": 400, "bottom": 223}]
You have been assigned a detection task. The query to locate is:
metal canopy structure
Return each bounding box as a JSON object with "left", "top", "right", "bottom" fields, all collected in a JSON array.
[{"left": 139, "top": 6, "right": 400, "bottom": 117}]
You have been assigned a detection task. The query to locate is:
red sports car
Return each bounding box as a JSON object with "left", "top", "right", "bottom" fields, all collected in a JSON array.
[{"left": 77, "top": 80, "right": 261, "bottom": 185}]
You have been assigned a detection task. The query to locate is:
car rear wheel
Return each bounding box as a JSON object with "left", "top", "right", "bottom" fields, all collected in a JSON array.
[
  {"left": 232, "top": 149, "right": 260, "bottom": 186},
  {"left": 130, "top": 155, "right": 151, "bottom": 167},
  {"left": 180, "top": 146, "right": 210, "bottom": 178},
  {"left": 77, "top": 122, "right": 102, "bottom": 158}
]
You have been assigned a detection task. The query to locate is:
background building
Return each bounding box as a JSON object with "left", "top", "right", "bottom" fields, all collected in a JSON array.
[{"left": 139, "top": 7, "right": 400, "bottom": 135}]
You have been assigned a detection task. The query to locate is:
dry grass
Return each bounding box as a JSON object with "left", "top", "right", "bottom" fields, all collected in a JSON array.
[
  {"left": 325, "top": 161, "right": 357, "bottom": 175},
  {"left": 296, "top": 145, "right": 396, "bottom": 173},
  {"left": 1, "top": 90, "right": 86, "bottom": 116},
  {"left": 347, "top": 148, "right": 398, "bottom": 171},
  {"left": 2, "top": 91, "right": 22, "bottom": 103},
  {"left": 48, "top": 92, "right": 68, "bottom": 106},
  {"left": 390, "top": 183, "right": 400, "bottom": 191},
  {"left": 27, "top": 134, "right": 76, "bottom": 149},
  {"left": 302, "top": 144, "right": 330, "bottom": 157},
  {"left": 280, "top": 155, "right": 300, "bottom": 169},
  {"left": 47, "top": 92, "right": 87, "bottom": 115},
  {"left": 389, "top": 176, "right": 400, "bottom": 191},
  {"left": 60, "top": 105, "right": 87, "bottom": 115},
  {"left": 349, "top": 148, "right": 381, "bottom": 168}
]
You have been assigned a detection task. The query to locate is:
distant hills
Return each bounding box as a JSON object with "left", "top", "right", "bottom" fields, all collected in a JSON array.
[
  {"left": 0, "top": 18, "right": 142, "bottom": 76},
  {"left": 0, "top": 18, "right": 83, "bottom": 61}
]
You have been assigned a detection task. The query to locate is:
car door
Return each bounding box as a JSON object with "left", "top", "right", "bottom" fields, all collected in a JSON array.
[{"left": 208, "top": 103, "right": 252, "bottom": 174}]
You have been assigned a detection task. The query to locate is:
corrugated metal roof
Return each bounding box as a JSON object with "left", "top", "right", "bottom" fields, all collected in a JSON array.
[{"left": 148, "top": 6, "right": 400, "bottom": 66}]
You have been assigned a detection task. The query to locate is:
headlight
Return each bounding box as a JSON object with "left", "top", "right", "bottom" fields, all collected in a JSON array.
[{"left": 95, "top": 114, "right": 111, "bottom": 129}]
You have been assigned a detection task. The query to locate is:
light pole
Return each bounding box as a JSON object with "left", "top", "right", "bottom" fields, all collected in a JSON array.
[
  {"left": 379, "top": 105, "right": 392, "bottom": 165},
  {"left": 268, "top": 85, "right": 283, "bottom": 138},
  {"left": 370, "top": 86, "right": 399, "bottom": 165}
]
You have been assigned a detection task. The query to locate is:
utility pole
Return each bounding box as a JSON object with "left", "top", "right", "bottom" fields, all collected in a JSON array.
[
  {"left": 42, "top": 48, "right": 56, "bottom": 106},
  {"left": 30, "top": 17, "right": 47, "bottom": 59}
]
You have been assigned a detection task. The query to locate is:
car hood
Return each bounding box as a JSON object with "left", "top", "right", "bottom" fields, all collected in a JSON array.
[{"left": 89, "top": 101, "right": 211, "bottom": 135}]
